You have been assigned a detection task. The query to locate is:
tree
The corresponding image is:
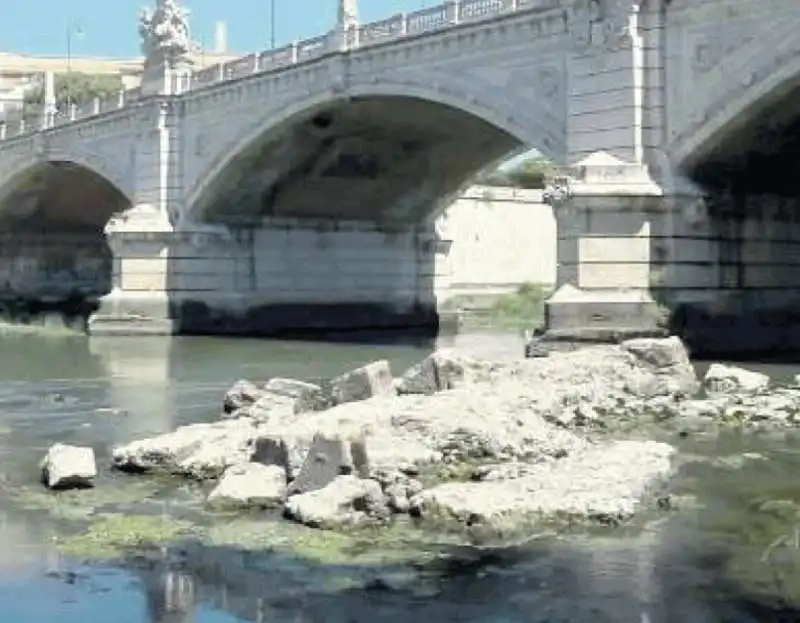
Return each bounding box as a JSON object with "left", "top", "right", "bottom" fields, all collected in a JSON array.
[
  {"left": 474, "top": 155, "right": 555, "bottom": 189},
  {"left": 22, "top": 72, "right": 123, "bottom": 120}
]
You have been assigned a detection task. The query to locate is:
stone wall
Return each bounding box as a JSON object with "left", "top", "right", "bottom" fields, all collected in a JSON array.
[{"left": 434, "top": 186, "right": 556, "bottom": 301}]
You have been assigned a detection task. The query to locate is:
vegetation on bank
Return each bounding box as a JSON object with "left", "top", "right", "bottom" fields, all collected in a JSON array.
[
  {"left": 442, "top": 282, "right": 550, "bottom": 330},
  {"left": 475, "top": 156, "right": 556, "bottom": 189}
]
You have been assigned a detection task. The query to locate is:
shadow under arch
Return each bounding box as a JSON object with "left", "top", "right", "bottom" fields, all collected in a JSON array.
[
  {"left": 184, "top": 80, "right": 562, "bottom": 225},
  {"left": 0, "top": 157, "right": 133, "bottom": 328},
  {"left": 670, "top": 48, "right": 800, "bottom": 172},
  {"left": 663, "top": 46, "right": 800, "bottom": 357}
]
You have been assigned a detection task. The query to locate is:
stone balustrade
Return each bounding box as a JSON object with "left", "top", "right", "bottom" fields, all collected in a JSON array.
[{"left": 0, "top": 0, "right": 553, "bottom": 141}]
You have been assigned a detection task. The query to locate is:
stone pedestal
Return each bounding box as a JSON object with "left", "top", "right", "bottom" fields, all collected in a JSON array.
[
  {"left": 87, "top": 205, "right": 176, "bottom": 336},
  {"left": 541, "top": 152, "right": 706, "bottom": 343}
]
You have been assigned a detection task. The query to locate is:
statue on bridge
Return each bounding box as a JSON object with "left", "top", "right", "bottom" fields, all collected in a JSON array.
[
  {"left": 337, "top": 0, "right": 359, "bottom": 28},
  {"left": 139, "top": 0, "right": 192, "bottom": 66}
]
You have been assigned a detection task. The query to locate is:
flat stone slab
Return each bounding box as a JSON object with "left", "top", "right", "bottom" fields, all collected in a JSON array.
[
  {"left": 410, "top": 440, "right": 676, "bottom": 542},
  {"left": 111, "top": 419, "right": 262, "bottom": 479},
  {"left": 207, "top": 463, "right": 287, "bottom": 509}
]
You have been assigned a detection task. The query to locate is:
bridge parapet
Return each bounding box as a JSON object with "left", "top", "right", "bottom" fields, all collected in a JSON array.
[{"left": 0, "top": 0, "right": 556, "bottom": 143}]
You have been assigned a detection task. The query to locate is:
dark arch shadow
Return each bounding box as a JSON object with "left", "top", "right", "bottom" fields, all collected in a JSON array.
[
  {"left": 0, "top": 160, "right": 132, "bottom": 330},
  {"left": 661, "top": 74, "right": 800, "bottom": 359}
]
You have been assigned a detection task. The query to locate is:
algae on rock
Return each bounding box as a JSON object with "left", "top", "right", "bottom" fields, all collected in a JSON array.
[
  {"left": 204, "top": 517, "right": 441, "bottom": 566},
  {"left": 57, "top": 513, "right": 202, "bottom": 559}
]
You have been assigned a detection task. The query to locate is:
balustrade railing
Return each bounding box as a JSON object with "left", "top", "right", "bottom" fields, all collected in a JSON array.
[{"left": 0, "top": 0, "right": 546, "bottom": 142}]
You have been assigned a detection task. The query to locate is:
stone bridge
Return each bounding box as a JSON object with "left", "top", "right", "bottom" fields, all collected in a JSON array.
[{"left": 0, "top": 0, "right": 798, "bottom": 355}]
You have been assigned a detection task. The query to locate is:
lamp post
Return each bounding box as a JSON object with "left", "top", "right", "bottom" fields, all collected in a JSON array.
[
  {"left": 64, "top": 21, "right": 84, "bottom": 107},
  {"left": 270, "top": 0, "right": 276, "bottom": 48}
]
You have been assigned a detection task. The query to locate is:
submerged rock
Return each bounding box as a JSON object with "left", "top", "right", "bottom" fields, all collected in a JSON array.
[
  {"left": 409, "top": 440, "right": 675, "bottom": 543},
  {"left": 284, "top": 475, "right": 389, "bottom": 529},
  {"left": 40, "top": 443, "right": 97, "bottom": 490},
  {"left": 207, "top": 463, "right": 287, "bottom": 509},
  {"left": 704, "top": 363, "right": 769, "bottom": 395}
]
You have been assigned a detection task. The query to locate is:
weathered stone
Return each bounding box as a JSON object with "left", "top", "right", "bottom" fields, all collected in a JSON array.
[
  {"left": 396, "top": 350, "right": 467, "bottom": 395},
  {"left": 396, "top": 349, "right": 509, "bottom": 395},
  {"left": 621, "top": 336, "right": 699, "bottom": 397},
  {"left": 524, "top": 338, "right": 550, "bottom": 359},
  {"left": 263, "top": 377, "right": 331, "bottom": 413},
  {"left": 409, "top": 440, "right": 675, "bottom": 542},
  {"left": 207, "top": 463, "right": 287, "bottom": 509},
  {"left": 40, "top": 443, "right": 97, "bottom": 490},
  {"left": 329, "top": 360, "right": 395, "bottom": 404},
  {"left": 232, "top": 392, "right": 296, "bottom": 422},
  {"left": 225, "top": 377, "right": 328, "bottom": 422},
  {"left": 223, "top": 379, "right": 265, "bottom": 413},
  {"left": 284, "top": 475, "right": 388, "bottom": 529},
  {"left": 384, "top": 482, "right": 410, "bottom": 513},
  {"left": 704, "top": 363, "right": 769, "bottom": 394},
  {"left": 288, "top": 429, "right": 371, "bottom": 495},
  {"left": 111, "top": 419, "right": 261, "bottom": 480}
]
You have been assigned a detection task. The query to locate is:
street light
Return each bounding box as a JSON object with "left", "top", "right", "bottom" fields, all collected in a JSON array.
[
  {"left": 64, "top": 21, "right": 84, "bottom": 107},
  {"left": 270, "top": 0, "right": 276, "bottom": 48}
]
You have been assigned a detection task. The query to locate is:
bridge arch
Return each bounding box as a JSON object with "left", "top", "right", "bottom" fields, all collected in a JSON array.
[
  {"left": 0, "top": 153, "right": 133, "bottom": 230},
  {"left": 670, "top": 42, "right": 800, "bottom": 170},
  {"left": 184, "top": 73, "right": 565, "bottom": 224}
]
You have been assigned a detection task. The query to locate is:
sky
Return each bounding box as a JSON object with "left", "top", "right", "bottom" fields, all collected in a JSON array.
[{"left": 2, "top": 0, "right": 441, "bottom": 58}]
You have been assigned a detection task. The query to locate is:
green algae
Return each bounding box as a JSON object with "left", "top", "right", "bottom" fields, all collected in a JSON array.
[
  {"left": 57, "top": 513, "right": 202, "bottom": 559},
  {"left": 8, "top": 478, "right": 169, "bottom": 521},
  {"left": 204, "top": 517, "right": 442, "bottom": 566}
]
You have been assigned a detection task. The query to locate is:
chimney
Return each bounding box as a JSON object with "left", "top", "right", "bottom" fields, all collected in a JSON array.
[{"left": 213, "top": 21, "right": 228, "bottom": 53}]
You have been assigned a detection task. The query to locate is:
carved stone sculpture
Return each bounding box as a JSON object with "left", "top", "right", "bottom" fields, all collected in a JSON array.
[
  {"left": 338, "top": 0, "right": 359, "bottom": 28},
  {"left": 139, "top": 0, "right": 192, "bottom": 66}
]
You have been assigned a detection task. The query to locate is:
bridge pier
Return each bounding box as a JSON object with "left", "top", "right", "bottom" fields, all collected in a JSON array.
[
  {"left": 87, "top": 206, "right": 177, "bottom": 335},
  {"left": 540, "top": 152, "right": 710, "bottom": 344}
]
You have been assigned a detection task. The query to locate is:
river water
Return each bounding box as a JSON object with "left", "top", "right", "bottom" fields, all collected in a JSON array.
[{"left": 1, "top": 327, "right": 800, "bottom": 622}]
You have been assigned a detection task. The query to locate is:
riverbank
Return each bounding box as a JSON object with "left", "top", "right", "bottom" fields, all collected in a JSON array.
[{"left": 440, "top": 282, "right": 549, "bottom": 331}]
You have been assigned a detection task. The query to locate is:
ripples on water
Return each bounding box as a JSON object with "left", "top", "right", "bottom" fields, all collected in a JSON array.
[{"left": 0, "top": 328, "right": 799, "bottom": 621}]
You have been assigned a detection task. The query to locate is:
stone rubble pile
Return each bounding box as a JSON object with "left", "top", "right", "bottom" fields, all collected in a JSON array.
[
  {"left": 41, "top": 335, "right": 794, "bottom": 543},
  {"left": 107, "top": 339, "right": 694, "bottom": 542}
]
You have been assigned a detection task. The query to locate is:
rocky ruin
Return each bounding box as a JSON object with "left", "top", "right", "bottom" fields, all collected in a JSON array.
[{"left": 96, "top": 336, "right": 800, "bottom": 544}]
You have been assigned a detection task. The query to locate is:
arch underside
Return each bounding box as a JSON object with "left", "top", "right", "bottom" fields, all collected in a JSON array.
[
  {"left": 0, "top": 160, "right": 130, "bottom": 231},
  {"left": 675, "top": 33, "right": 800, "bottom": 195},
  {"left": 686, "top": 81, "right": 800, "bottom": 195},
  {"left": 192, "top": 95, "right": 533, "bottom": 226},
  {"left": 0, "top": 160, "right": 128, "bottom": 305}
]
